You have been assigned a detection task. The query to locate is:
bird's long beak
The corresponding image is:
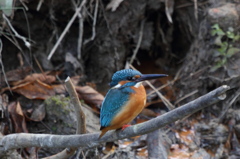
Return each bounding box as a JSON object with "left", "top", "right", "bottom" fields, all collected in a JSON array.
[{"left": 135, "top": 74, "right": 168, "bottom": 82}]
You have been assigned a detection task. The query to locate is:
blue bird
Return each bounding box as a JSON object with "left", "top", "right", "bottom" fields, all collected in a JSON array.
[{"left": 99, "top": 69, "right": 168, "bottom": 138}]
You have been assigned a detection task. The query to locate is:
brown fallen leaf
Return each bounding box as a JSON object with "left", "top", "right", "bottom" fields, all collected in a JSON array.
[
  {"left": 69, "top": 75, "right": 82, "bottom": 86},
  {"left": 137, "top": 148, "right": 148, "bottom": 158},
  {"left": 169, "top": 144, "right": 191, "bottom": 159},
  {"left": 11, "top": 79, "right": 55, "bottom": 99},
  {"left": 8, "top": 101, "right": 28, "bottom": 133},
  {"left": 8, "top": 101, "right": 39, "bottom": 159},
  {"left": 0, "top": 67, "right": 32, "bottom": 87},
  {"left": 75, "top": 85, "right": 104, "bottom": 108},
  {"left": 52, "top": 84, "right": 66, "bottom": 94},
  {"left": 12, "top": 73, "right": 56, "bottom": 86}
]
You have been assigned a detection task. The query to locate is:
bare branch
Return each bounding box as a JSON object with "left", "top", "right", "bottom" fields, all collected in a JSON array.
[
  {"left": 194, "top": 0, "right": 198, "bottom": 21},
  {"left": 37, "top": 0, "right": 44, "bottom": 11},
  {"left": 83, "top": 0, "right": 99, "bottom": 45},
  {"left": 129, "top": 19, "right": 145, "bottom": 65},
  {"left": 0, "top": 85, "right": 230, "bottom": 152},
  {"left": 2, "top": 14, "right": 31, "bottom": 48},
  {"left": 47, "top": 0, "right": 87, "bottom": 60},
  {"left": 0, "top": 39, "right": 12, "bottom": 95},
  {"left": 65, "top": 76, "right": 86, "bottom": 134}
]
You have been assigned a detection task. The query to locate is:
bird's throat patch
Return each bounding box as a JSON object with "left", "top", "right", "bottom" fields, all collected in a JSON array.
[{"left": 134, "top": 82, "right": 142, "bottom": 88}]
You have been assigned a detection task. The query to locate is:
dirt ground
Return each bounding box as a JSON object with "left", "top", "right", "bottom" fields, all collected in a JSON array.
[{"left": 1, "top": 0, "right": 240, "bottom": 158}]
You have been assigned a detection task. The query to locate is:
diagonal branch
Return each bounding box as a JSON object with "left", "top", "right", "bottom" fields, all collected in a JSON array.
[
  {"left": 47, "top": 0, "right": 87, "bottom": 60},
  {"left": 0, "top": 85, "right": 230, "bottom": 152},
  {"left": 65, "top": 77, "right": 86, "bottom": 134}
]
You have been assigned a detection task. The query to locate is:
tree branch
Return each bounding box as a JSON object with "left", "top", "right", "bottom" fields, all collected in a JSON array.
[
  {"left": 65, "top": 77, "right": 86, "bottom": 134},
  {"left": 0, "top": 85, "right": 230, "bottom": 152}
]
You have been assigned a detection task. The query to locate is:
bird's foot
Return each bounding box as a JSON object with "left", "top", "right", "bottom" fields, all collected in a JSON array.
[{"left": 122, "top": 124, "right": 131, "bottom": 130}]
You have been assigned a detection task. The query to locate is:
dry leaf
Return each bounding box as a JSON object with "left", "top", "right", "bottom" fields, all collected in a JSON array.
[
  {"left": 75, "top": 85, "right": 104, "bottom": 108},
  {"left": 8, "top": 101, "right": 28, "bottom": 133},
  {"left": 0, "top": 67, "right": 32, "bottom": 87},
  {"left": 12, "top": 80, "right": 55, "bottom": 99},
  {"left": 137, "top": 148, "right": 148, "bottom": 157},
  {"left": 52, "top": 84, "right": 66, "bottom": 95},
  {"left": 169, "top": 144, "right": 191, "bottom": 159},
  {"left": 7, "top": 101, "right": 39, "bottom": 158},
  {"left": 69, "top": 75, "right": 82, "bottom": 86},
  {"left": 12, "top": 73, "right": 56, "bottom": 86}
]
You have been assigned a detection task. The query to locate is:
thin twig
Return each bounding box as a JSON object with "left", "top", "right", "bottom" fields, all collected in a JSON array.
[
  {"left": 3, "top": 27, "right": 33, "bottom": 68},
  {"left": 129, "top": 20, "right": 145, "bottom": 65},
  {"left": 71, "top": 0, "right": 85, "bottom": 60},
  {"left": 147, "top": 80, "right": 174, "bottom": 96},
  {"left": 175, "top": 1, "right": 208, "bottom": 9},
  {"left": 165, "top": 0, "right": 173, "bottom": 23},
  {"left": 183, "top": 66, "right": 209, "bottom": 81},
  {"left": 19, "top": 0, "right": 29, "bottom": 10},
  {"left": 2, "top": 14, "right": 31, "bottom": 48},
  {"left": 174, "top": 90, "right": 198, "bottom": 105},
  {"left": 145, "top": 80, "right": 175, "bottom": 110},
  {"left": 0, "top": 39, "right": 12, "bottom": 95},
  {"left": 83, "top": 0, "right": 99, "bottom": 45},
  {"left": 65, "top": 77, "right": 86, "bottom": 134},
  {"left": 77, "top": 14, "right": 84, "bottom": 59},
  {"left": 147, "top": 67, "right": 182, "bottom": 96},
  {"left": 219, "top": 89, "right": 240, "bottom": 122},
  {"left": 47, "top": 0, "right": 87, "bottom": 60},
  {"left": 37, "top": 0, "right": 44, "bottom": 11},
  {"left": 194, "top": 0, "right": 198, "bottom": 21},
  {"left": 34, "top": 56, "right": 46, "bottom": 79},
  {"left": 0, "top": 85, "right": 230, "bottom": 151},
  {"left": 1, "top": 5, "right": 32, "bottom": 51},
  {"left": 130, "top": 65, "right": 175, "bottom": 110}
]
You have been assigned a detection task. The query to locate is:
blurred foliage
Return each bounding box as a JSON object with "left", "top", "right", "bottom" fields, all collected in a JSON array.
[{"left": 210, "top": 24, "right": 240, "bottom": 72}]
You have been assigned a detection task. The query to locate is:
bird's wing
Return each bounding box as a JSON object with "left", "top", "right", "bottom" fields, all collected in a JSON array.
[{"left": 100, "top": 88, "right": 130, "bottom": 128}]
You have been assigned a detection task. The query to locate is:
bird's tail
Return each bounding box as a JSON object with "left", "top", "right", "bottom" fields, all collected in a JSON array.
[{"left": 99, "top": 128, "right": 109, "bottom": 139}]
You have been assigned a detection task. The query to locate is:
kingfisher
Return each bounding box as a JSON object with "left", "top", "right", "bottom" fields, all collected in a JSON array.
[{"left": 99, "top": 69, "right": 168, "bottom": 138}]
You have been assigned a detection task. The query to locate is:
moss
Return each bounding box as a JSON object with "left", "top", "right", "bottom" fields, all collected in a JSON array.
[
  {"left": 43, "top": 95, "right": 76, "bottom": 135},
  {"left": 44, "top": 96, "right": 72, "bottom": 115},
  {"left": 45, "top": 96, "right": 70, "bottom": 108}
]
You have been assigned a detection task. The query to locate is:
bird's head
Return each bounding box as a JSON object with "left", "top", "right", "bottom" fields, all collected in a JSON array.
[{"left": 110, "top": 69, "right": 168, "bottom": 88}]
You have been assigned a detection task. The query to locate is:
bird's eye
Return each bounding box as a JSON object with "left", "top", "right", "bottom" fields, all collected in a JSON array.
[{"left": 127, "top": 77, "right": 134, "bottom": 81}]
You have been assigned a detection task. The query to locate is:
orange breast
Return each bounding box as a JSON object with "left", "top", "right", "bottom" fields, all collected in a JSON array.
[{"left": 110, "top": 84, "right": 147, "bottom": 129}]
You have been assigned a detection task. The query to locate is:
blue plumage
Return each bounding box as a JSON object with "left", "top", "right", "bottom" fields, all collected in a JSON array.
[
  {"left": 100, "top": 88, "right": 129, "bottom": 128},
  {"left": 100, "top": 69, "right": 140, "bottom": 129}
]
